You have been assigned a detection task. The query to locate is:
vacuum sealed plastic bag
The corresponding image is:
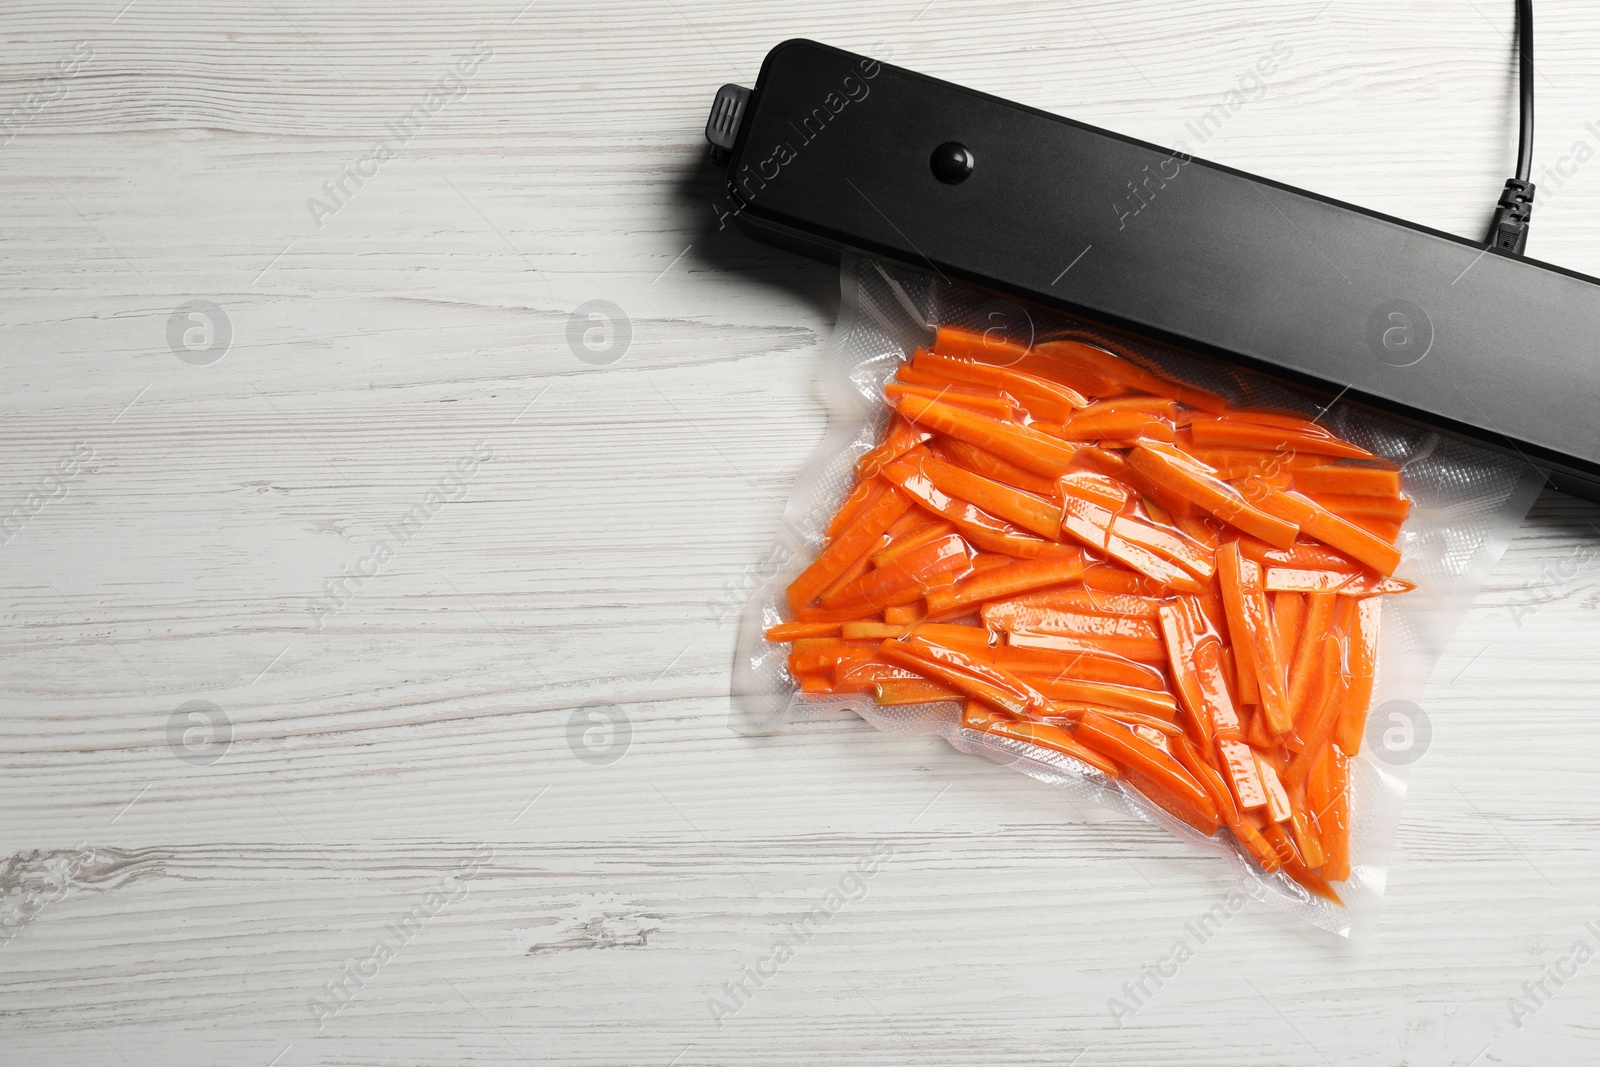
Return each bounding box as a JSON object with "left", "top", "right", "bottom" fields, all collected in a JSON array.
[{"left": 734, "top": 254, "right": 1542, "bottom": 935}]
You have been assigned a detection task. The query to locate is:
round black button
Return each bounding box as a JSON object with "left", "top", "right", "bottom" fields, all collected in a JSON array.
[{"left": 930, "top": 141, "right": 974, "bottom": 184}]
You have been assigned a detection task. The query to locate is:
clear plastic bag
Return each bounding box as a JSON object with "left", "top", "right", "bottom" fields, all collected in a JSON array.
[{"left": 733, "top": 253, "right": 1542, "bottom": 935}]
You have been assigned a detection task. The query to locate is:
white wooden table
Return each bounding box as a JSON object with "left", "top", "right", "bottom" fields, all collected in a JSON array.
[{"left": 3, "top": 2, "right": 1598, "bottom": 1064}]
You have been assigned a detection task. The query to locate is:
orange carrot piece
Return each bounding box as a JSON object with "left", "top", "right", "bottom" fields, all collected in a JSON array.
[
  {"left": 795, "top": 670, "right": 834, "bottom": 694},
  {"left": 839, "top": 621, "right": 994, "bottom": 649},
  {"left": 1336, "top": 597, "right": 1380, "bottom": 754},
  {"left": 1254, "top": 752, "right": 1292, "bottom": 824},
  {"left": 981, "top": 718, "right": 1121, "bottom": 778},
  {"left": 1081, "top": 563, "right": 1171, "bottom": 597},
  {"left": 1033, "top": 336, "right": 1228, "bottom": 413},
  {"left": 885, "top": 380, "right": 1016, "bottom": 420},
  {"left": 880, "top": 453, "right": 1078, "bottom": 560},
  {"left": 1305, "top": 492, "right": 1411, "bottom": 524},
  {"left": 1171, "top": 735, "right": 1241, "bottom": 827},
  {"left": 1264, "top": 567, "right": 1359, "bottom": 594},
  {"left": 1073, "top": 444, "right": 1199, "bottom": 519},
  {"left": 1286, "top": 778, "right": 1326, "bottom": 870},
  {"left": 879, "top": 637, "right": 1056, "bottom": 719},
  {"left": 1220, "top": 546, "right": 1292, "bottom": 736},
  {"left": 1309, "top": 745, "right": 1351, "bottom": 881},
  {"left": 926, "top": 554, "right": 1085, "bottom": 617},
  {"left": 911, "top": 348, "right": 1089, "bottom": 419},
  {"left": 1053, "top": 409, "right": 1176, "bottom": 442},
  {"left": 1127, "top": 446, "right": 1299, "bottom": 549},
  {"left": 912, "top": 453, "right": 1063, "bottom": 540},
  {"left": 884, "top": 603, "right": 927, "bottom": 625},
  {"left": 1272, "top": 592, "right": 1306, "bottom": 676},
  {"left": 972, "top": 642, "right": 1168, "bottom": 690},
  {"left": 820, "top": 533, "right": 972, "bottom": 613},
  {"left": 998, "top": 586, "right": 1162, "bottom": 618},
  {"left": 765, "top": 621, "right": 841, "bottom": 641},
  {"left": 1005, "top": 629, "right": 1168, "bottom": 664},
  {"left": 938, "top": 437, "right": 1062, "bottom": 497},
  {"left": 895, "top": 394, "right": 1080, "bottom": 477},
  {"left": 1157, "top": 598, "right": 1243, "bottom": 743},
  {"left": 871, "top": 517, "right": 956, "bottom": 567},
  {"left": 855, "top": 415, "right": 931, "bottom": 481},
  {"left": 788, "top": 638, "right": 880, "bottom": 674},
  {"left": 1188, "top": 447, "right": 1327, "bottom": 475},
  {"left": 788, "top": 484, "right": 912, "bottom": 612},
  {"left": 1217, "top": 738, "right": 1269, "bottom": 812},
  {"left": 1285, "top": 647, "right": 1347, "bottom": 786},
  {"left": 826, "top": 476, "right": 886, "bottom": 541},
  {"left": 1292, "top": 464, "right": 1403, "bottom": 497},
  {"left": 1189, "top": 416, "right": 1374, "bottom": 459},
  {"left": 874, "top": 677, "right": 963, "bottom": 704},
  {"left": 1285, "top": 592, "right": 1338, "bottom": 730},
  {"left": 1242, "top": 481, "right": 1402, "bottom": 576},
  {"left": 1076, "top": 712, "right": 1221, "bottom": 835},
  {"left": 930, "top": 324, "right": 1033, "bottom": 366},
  {"left": 1216, "top": 542, "right": 1260, "bottom": 704},
  {"left": 1022, "top": 676, "right": 1178, "bottom": 719}
]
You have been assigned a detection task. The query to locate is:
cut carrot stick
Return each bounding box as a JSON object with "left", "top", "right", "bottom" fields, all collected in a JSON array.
[
  {"left": 879, "top": 637, "right": 1056, "bottom": 719},
  {"left": 1076, "top": 712, "right": 1220, "bottom": 835},
  {"left": 826, "top": 476, "right": 887, "bottom": 541},
  {"left": 1081, "top": 563, "right": 1171, "bottom": 597},
  {"left": 1254, "top": 752, "right": 1292, "bottom": 824},
  {"left": 856, "top": 415, "right": 932, "bottom": 481},
  {"left": 912, "top": 453, "right": 1064, "bottom": 539},
  {"left": 895, "top": 394, "right": 1080, "bottom": 477},
  {"left": 1308, "top": 745, "right": 1351, "bottom": 881},
  {"left": 1189, "top": 416, "right": 1374, "bottom": 459},
  {"left": 1241, "top": 481, "right": 1402, "bottom": 576},
  {"left": 1006, "top": 628, "right": 1168, "bottom": 664},
  {"left": 912, "top": 348, "right": 1089, "bottom": 419},
  {"left": 1272, "top": 592, "right": 1306, "bottom": 677},
  {"left": 884, "top": 603, "right": 926, "bottom": 625},
  {"left": 972, "top": 642, "right": 1167, "bottom": 690},
  {"left": 926, "top": 554, "right": 1085, "bottom": 617},
  {"left": 1157, "top": 598, "right": 1243, "bottom": 743},
  {"left": 874, "top": 678, "right": 963, "bottom": 705},
  {"left": 1053, "top": 409, "right": 1176, "bottom": 442},
  {"left": 787, "top": 484, "right": 912, "bottom": 612},
  {"left": 981, "top": 718, "right": 1121, "bottom": 778},
  {"left": 1285, "top": 650, "right": 1347, "bottom": 786},
  {"left": 1216, "top": 542, "right": 1261, "bottom": 705},
  {"left": 885, "top": 380, "right": 1017, "bottom": 420},
  {"left": 1171, "top": 735, "right": 1240, "bottom": 827},
  {"left": 1292, "top": 463, "right": 1403, "bottom": 497},
  {"left": 997, "top": 586, "right": 1162, "bottom": 618},
  {"left": 880, "top": 452, "right": 1079, "bottom": 560},
  {"left": 765, "top": 621, "right": 842, "bottom": 641},
  {"left": 840, "top": 621, "right": 994, "bottom": 649},
  {"left": 1127, "top": 446, "right": 1299, "bottom": 548},
  {"left": 937, "top": 437, "right": 1062, "bottom": 497},
  {"left": 1217, "top": 738, "right": 1268, "bottom": 812},
  {"left": 1286, "top": 778, "right": 1325, "bottom": 870},
  {"left": 819, "top": 533, "right": 972, "bottom": 613},
  {"left": 1285, "top": 592, "right": 1338, "bottom": 730},
  {"left": 872, "top": 517, "right": 957, "bottom": 567},
  {"left": 1033, "top": 336, "right": 1228, "bottom": 413},
  {"left": 1305, "top": 492, "right": 1411, "bottom": 524},
  {"left": 930, "top": 324, "right": 1033, "bottom": 366},
  {"left": 984, "top": 602, "right": 1162, "bottom": 642},
  {"left": 1336, "top": 597, "right": 1380, "bottom": 754},
  {"left": 1073, "top": 444, "right": 1199, "bottom": 519}
]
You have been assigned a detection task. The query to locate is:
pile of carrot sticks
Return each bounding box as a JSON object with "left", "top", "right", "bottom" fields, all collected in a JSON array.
[{"left": 767, "top": 326, "right": 1415, "bottom": 902}]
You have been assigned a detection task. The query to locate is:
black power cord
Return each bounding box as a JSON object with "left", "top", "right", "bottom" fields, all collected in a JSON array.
[{"left": 1487, "top": 0, "right": 1535, "bottom": 254}]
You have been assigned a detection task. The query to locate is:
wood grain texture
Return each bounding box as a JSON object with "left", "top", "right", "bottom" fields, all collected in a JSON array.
[{"left": 2, "top": 1, "right": 1599, "bottom": 1064}]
